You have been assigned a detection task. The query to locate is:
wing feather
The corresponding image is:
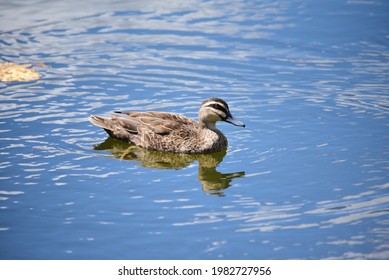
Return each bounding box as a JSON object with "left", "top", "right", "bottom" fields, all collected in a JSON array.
[{"left": 116, "top": 111, "right": 197, "bottom": 135}]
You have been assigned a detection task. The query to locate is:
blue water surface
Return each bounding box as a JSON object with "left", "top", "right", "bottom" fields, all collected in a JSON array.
[{"left": 0, "top": 0, "right": 388, "bottom": 259}]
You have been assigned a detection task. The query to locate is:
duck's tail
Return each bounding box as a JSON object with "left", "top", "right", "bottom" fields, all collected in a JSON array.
[
  {"left": 89, "top": 115, "right": 112, "bottom": 131},
  {"left": 89, "top": 115, "right": 137, "bottom": 143}
]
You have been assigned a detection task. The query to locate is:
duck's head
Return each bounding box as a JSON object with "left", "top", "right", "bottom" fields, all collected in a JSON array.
[{"left": 199, "top": 97, "right": 245, "bottom": 129}]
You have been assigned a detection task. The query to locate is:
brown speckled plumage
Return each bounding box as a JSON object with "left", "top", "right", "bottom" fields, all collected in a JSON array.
[{"left": 89, "top": 97, "right": 245, "bottom": 153}]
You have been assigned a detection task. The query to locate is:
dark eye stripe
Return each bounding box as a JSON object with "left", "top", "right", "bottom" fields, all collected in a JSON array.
[
  {"left": 206, "top": 103, "right": 228, "bottom": 114},
  {"left": 212, "top": 103, "right": 226, "bottom": 112}
]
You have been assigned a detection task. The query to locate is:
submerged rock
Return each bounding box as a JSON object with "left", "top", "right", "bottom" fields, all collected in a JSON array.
[{"left": 0, "top": 62, "right": 41, "bottom": 82}]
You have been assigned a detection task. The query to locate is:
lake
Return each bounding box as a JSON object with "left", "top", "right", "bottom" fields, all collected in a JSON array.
[{"left": 0, "top": 0, "right": 388, "bottom": 259}]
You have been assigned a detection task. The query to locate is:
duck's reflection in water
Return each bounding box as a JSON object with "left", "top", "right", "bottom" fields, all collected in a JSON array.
[{"left": 94, "top": 138, "right": 245, "bottom": 195}]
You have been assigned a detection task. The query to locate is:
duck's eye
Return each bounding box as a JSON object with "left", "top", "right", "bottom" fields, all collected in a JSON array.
[{"left": 211, "top": 103, "right": 227, "bottom": 113}]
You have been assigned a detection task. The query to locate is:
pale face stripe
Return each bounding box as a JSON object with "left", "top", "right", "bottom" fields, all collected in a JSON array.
[
  {"left": 202, "top": 101, "right": 228, "bottom": 111},
  {"left": 202, "top": 101, "right": 230, "bottom": 119}
]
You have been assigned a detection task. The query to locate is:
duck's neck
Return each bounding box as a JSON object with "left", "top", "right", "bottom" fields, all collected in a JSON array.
[{"left": 200, "top": 121, "right": 217, "bottom": 130}]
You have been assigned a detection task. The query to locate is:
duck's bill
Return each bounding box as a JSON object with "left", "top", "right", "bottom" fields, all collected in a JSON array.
[{"left": 225, "top": 116, "right": 245, "bottom": 127}]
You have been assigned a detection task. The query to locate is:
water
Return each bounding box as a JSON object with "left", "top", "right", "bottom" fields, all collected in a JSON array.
[{"left": 0, "top": 0, "right": 388, "bottom": 259}]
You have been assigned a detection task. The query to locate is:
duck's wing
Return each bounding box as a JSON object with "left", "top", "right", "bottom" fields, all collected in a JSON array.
[{"left": 115, "top": 111, "right": 197, "bottom": 135}]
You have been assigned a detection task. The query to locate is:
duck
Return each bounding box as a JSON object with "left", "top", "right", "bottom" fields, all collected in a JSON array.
[{"left": 89, "top": 97, "right": 245, "bottom": 153}]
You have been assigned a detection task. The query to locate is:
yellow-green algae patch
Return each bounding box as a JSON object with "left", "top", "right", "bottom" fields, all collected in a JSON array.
[{"left": 0, "top": 62, "right": 41, "bottom": 82}]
